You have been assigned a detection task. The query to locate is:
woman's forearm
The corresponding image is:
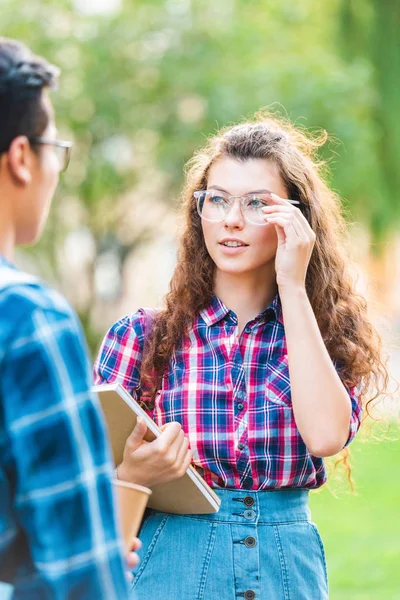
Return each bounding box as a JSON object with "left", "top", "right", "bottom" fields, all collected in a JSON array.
[{"left": 279, "top": 286, "right": 352, "bottom": 457}]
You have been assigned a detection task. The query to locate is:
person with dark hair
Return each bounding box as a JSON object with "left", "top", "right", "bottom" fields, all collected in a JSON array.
[
  {"left": 0, "top": 38, "right": 136, "bottom": 598},
  {"left": 95, "top": 113, "right": 389, "bottom": 599}
]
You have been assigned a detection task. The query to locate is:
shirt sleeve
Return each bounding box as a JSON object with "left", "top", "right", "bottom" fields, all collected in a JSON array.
[
  {"left": 93, "top": 311, "right": 146, "bottom": 400},
  {"left": 342, "top": 382, "right": 363, "bottom": 448},
  {"left": 2, "top": 295, "right": 128, "bottom": 599}
]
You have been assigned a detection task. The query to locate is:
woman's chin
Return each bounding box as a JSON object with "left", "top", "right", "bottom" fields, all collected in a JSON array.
[{"left": 213, "top": 260, "right": 255, "bottom": 276}]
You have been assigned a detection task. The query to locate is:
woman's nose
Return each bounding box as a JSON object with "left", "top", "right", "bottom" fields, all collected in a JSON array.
[{"left": 224, "top": 198, "right": 245, "bottom": 229}]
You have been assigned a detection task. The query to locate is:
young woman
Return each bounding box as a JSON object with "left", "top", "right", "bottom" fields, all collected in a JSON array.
[{"left": 94, "top": 114, "right": 387, "bottom": 599}]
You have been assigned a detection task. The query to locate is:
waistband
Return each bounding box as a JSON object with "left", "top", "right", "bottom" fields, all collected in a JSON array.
[{"left": 177, "top": 488, "right": 311, "bottom": 524}]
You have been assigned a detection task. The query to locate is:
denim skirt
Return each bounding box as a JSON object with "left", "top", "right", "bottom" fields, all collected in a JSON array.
[{"left": 131, "top": 488, "right": 328, "bottom": 600}]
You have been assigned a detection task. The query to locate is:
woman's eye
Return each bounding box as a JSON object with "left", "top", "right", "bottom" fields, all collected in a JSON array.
[
  {"left": 210, "top": 194, "right": 225, "bottom": 204},
  {"left": 247, "top": 197, "right": 267, "bottom": 209}
]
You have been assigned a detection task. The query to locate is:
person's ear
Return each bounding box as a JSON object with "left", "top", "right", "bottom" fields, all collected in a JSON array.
[{"left": 7, "top": 136, "right": 33, "bottom": 185}]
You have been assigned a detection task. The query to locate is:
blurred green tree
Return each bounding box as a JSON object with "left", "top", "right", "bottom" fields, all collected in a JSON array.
[
  {"left": 339, "top": 0, "right": 400, "bottom": 240},
  {"left": 1, "top": 0, "right": 398, "bottom": 348}
]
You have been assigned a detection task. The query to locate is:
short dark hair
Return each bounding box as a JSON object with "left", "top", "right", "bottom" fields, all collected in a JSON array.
[{"left": 0, "top": 38, "right": 59, "bottom": 154}]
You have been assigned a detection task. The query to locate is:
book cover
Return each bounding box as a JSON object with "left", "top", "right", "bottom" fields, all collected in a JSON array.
[{"left": 94, "top": 383, "right": 221, "bottom": 514}]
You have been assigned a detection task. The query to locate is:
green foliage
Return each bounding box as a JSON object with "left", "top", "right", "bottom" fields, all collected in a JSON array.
[
  {"left": 2, "top": 0, "right": 399, "bottom": 347},
  {"left": 2, "top": 0, "right": 398, "bottom": 237},
  {"left": 338, "top": 0, "right": 400, "bottom": 242}
]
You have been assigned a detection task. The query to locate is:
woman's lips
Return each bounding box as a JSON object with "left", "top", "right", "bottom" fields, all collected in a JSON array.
[{"left": 218, "top": 242, "right": 248, "bottom": 255}]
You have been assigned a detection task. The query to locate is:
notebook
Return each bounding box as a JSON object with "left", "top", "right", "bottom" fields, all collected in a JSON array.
[{"left": 94, "top": 383, "right": 221, "bottom": 514}]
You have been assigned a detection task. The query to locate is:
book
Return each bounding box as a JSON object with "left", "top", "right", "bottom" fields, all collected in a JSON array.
[{"left": 93, "top": 383, "right": 221, "bottom": 515}]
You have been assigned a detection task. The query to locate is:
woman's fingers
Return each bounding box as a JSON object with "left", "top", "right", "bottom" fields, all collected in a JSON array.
[
  {"left": 265, "top": 215, "right": 303, "bottom": 240},
  {"left": 167, "top": 427, "right": 184, "bottom": 454},
  {"left": 125, "top": 544, "right": 141, "bottom": 580},
  {"left": 269, "top": 192, "right": 295, "bottom": 206},
  {"left": 265, "top": 194, "right": 315, "bottom": 238},
  {"left": 265, "top": 207, "right": 315, "bottom": 242},
  {"left": 125, "top": 418, "right": 148, "bottom": 453},
  {"left": 175, "top": 435, "right": 190, "bottom": 466},
  {"left": 273, "top": 223, "right": 286, "bottom": 245},
  {"left": 263, "top": 204, "right": 297, "bottom": 213},
  {"left": 155, "top": 422, "right": 183, "bottom": 454},
  {"left": 263, "top": 205, "right": 313, "bottom": 238},
  {"left": 126, "top": 551, "right": 140, "bottom": 570},
  {"left": 130, "top": 538, "right": 142, "bottom": 552},
  {"left": 167, "top": 430, "right": 191, "bottom": 474}
]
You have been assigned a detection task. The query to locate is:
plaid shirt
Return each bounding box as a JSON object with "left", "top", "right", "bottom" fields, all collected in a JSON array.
[
  {"left": 0, "top": 257, "right": 128, "bottom": 599},
  {"left": 94, "top": 295, "right": 362, "bottom": 491}
]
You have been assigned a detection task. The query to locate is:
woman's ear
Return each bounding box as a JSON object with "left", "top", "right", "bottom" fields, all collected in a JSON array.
[{"left": 7, "top": 136, "right": 33, "bottom": 185}]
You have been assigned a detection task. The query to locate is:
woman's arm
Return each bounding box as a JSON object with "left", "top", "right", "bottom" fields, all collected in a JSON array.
[
  {"left": 263, "top": 195, "right": 360, "bottom": 457},
  {"left": 280, "top": 286, "right": 352, "bottom": 456}
]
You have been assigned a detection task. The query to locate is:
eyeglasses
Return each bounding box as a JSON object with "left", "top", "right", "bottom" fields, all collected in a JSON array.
[
  {"left": 29, "top": 137, "right": 72, "bottom": 173},
  {"left": 194, "top": 189, "right": 300, "bottom": 226}
]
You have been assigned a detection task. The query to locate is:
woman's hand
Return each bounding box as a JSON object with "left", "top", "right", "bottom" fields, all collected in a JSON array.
[
  {"left": 126, "top": 537, "right": 142, "bottom": 582},
  {"left": 262, "top": 194, "right": 316, "bottom": 291},
  {"left": 117, "top": 418, "right": 192, "bottom": 488}
]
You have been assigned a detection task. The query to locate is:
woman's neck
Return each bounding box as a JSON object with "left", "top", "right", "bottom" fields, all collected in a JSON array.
[{"left": 214, "top": 267, "right": 278, "bottom": 333}]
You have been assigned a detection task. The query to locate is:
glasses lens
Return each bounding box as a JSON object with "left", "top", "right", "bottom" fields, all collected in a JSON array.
[
  {"left": 52, "top": 146, "right": 64, "bottom": 172},
  {"left": 243, "top": 194, "right": 272, "bottom": 225},
  {"left": 197, "top": 190, "right": 229, "bottom": 222},
  {"left": 63, "top": 145, "right": 71, "bottom": 172},
  {"left": 54, "top": 145, "right": 70, "bottom": 172}
]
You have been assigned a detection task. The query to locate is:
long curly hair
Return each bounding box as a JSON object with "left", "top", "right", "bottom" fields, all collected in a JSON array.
[{"left": 141, "top": 111, "right": 389, "bottom": 450}]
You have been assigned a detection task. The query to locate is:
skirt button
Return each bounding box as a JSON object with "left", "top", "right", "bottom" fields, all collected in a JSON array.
[
  {"left": 243, "top": 496, "right": 254, "bottom": 507},
  {"left": 244, "top": 536, "right": 257, "bottom": 548},
  {"left": 244, "top": 591, "right": 256, "bottom": 600}
]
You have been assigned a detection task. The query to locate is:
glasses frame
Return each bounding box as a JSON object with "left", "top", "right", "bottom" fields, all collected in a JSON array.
[
  {"left": 194, "top": 189, "right": 301, "bottom": 226},
  {"left": 29, "top": 137, "right": 72, "bottom": 173}
]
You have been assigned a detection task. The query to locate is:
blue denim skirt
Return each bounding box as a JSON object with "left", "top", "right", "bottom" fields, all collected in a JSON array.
[{"left": 131, "top": 488, "right": 328, "bottom": 600}]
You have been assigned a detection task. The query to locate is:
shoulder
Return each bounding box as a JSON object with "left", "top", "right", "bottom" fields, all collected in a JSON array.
[
  {"left": 94, "top": 309, "right": 158, "bottom": 389},
  {"left": 96, "top": 308, "right": 159, "bottom": 361},
  {"left": 0, "top": 270, "right": 89, "bottom": 377},
  {"left": 0, "top": 267, "right": 78, "bottom": 346},
  {"left": 103, "top": 309, "right": 149, "bottom": 345}
]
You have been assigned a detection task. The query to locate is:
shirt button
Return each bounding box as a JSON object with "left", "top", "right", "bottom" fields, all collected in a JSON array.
[
  {"left": 244, "top": 326, "right": 251, "bottom": 334},
  {"left": 244, "top": 536, "right": 257, "bottom": 548},
  {"left": 245, "top": 591, "right": 256, "bottom": 600},
  {"left": 243, "top": 496, "right": 254, "bottom": 507},
  {"left": 237, "top": 402, "right": 244, "bottom": 410},
  {"left": 238, "top": 443, "right": 245, "bottom": 451}
]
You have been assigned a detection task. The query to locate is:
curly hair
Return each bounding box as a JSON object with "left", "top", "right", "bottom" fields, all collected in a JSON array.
[{"left": 141, "top": 111, "right": 389, "bottom": 456}]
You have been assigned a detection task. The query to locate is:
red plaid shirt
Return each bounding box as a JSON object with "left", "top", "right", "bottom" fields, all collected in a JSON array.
[{"left": 94, "top": 294, "right": 361, "bottom": 490}]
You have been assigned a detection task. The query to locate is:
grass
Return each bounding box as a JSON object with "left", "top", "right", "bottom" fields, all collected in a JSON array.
[{"left": 310, "top": 425, "right": 400, "bottom": 600}]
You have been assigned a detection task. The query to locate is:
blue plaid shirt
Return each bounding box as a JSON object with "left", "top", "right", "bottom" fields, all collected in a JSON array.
[{"left": 0, "top": 256, "right": 128, "bottom": 599}]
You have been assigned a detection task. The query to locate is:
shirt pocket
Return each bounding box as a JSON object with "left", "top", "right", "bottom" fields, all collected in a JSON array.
[{"left": 265, "top": 353, "right": 292, "bottom": 409}]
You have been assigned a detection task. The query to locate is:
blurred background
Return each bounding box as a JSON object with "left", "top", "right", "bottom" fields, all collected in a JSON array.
[{"left": 1, "top": 0, "right": 399, "bottom": 598}]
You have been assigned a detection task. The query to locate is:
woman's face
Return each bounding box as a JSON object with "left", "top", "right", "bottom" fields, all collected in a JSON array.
[{"left": 201, "top": 156, "right": 288, "bottom": 278}]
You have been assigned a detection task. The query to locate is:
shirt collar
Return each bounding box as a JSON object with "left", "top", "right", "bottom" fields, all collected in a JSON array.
[
  {"left": 270, "top": 293, "right": 284, "bottom": 325},
  {"left": 200, "top": 294, "right": 230, "bottom": 327},
  {"left": 200, "top": 293, "right": 284, "bottom": 327}
]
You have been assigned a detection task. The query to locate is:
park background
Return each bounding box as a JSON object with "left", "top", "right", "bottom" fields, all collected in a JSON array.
[{"left": 1, "top": 0, "right": 400, "bottom": 598}]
